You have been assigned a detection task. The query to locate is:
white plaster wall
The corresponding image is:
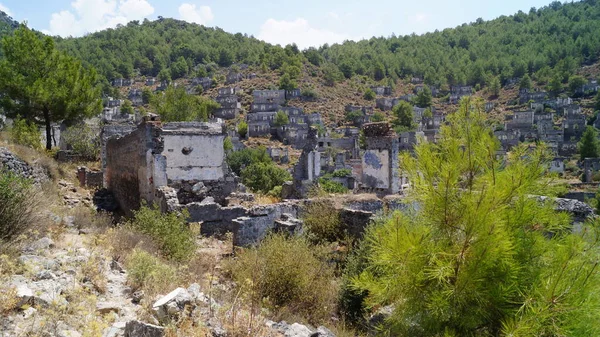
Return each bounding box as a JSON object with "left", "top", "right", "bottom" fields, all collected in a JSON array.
[
  {"left": 362, "top": 149, "right": 390, "bottom": 189},
  {"left": 162, "top": 134, "right": 225, "bottom": 181}
]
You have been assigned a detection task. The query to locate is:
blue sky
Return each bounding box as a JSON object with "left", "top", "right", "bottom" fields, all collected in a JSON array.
[{"left": 1, "top": 0, "right": 560, "bottom": 48}]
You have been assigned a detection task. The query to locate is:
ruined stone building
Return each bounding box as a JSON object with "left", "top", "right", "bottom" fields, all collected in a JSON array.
[
  {"left": 214, "top": 87, "right": 241, "bottom": 120},
  {"left": 104, "top": 117, "right": 236, "bottom": 214},
  {"left": 370, "top": 86, "right": 392, "bottom": 96},
  {"left": 358, "top": 123, "right": 400, "bottom": 194},
  {"left": 191, "top": 77, "right": 213, "bottom": 91}
]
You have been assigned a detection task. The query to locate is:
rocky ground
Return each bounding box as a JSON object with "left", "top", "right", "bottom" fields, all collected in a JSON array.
[{"left": 0, "top": 155, "right": 338, "bottom": 337}]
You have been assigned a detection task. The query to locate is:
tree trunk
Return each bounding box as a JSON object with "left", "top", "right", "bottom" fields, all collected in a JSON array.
[{"left": 43, "top": 108, "right": 52, "bottom": 150}]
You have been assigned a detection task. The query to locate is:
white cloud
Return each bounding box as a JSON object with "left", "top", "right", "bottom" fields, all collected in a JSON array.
[
  {"left": 0, "top": 3, "right": 12, "bottom": 16},
  {"left": 178, "top": 3, "right": 214, "bottom": 25},
  {"left": 258, "top": 18, "right": 353, "bottom": 49},
  {"left": 46, "top": 0, "right": 154, "bottom": 37}
]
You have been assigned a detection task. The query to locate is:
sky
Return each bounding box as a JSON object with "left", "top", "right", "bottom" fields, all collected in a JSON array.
[{"left": 0, "top": 0, "right": 561, "bottom": 49}]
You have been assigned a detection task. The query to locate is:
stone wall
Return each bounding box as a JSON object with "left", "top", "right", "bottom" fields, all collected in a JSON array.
[{"left": 105, "top": 119, "right": 228, "bottom": 215}]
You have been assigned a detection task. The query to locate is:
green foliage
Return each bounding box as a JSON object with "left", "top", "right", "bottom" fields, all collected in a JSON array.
[
  {"left": 223, "top": 136, "right": 233, "bottom": 152},
  {"left": 578, "top": 126, "right": 600, "bottom": 161},
  {"left": 371, "top": 111, "right": 385, "bottom": 122},
  {"left": 595, "top": 90, "right": 600, "bottom": 112},
  {"left": 141, "top": 88, "right": 152, "bottom": 104},
  {"left": 125, "top": 248, "right": 178, "bottom": 294},
  {"left": 392, "top": 101, "right": 415, "bottom": 131},
  {"left": 332, "top": 168, "right": 352, "bottom": 177},
  {"left": 150, "top": 85, "right": 219, "bottom": 122},
  {"left": 548, "top": 74, "right": 563, "bottom": 95},
  {"left": 301, "top": 87, "right": 318, "bottom": 100},
  {"left": 10, "top": 117, "right": 41, "bottom": 150},
  {"left": 121, "top": 99, "right": 134, "bottom": 114},
  {"left": 318, "top": 177, "right": 348, "bottom": 194},
  {"left": 568, "top": 75, "right": 587, "bottom": 95},
  {"left": 226, "top": 147, "right": 271, "bottom": 176},
  {"left": 363, "top": 88, "right": 376, "bottom": 101},
  {"left": 323, "top": 63, "right": 343, "bottom": 86},
  {"left": 274, "top": 110, "right": 290, "bottom": 127},
  {"left": 350, "top": 98, "right": 600, "bottom": 336},
  {"left": 519, "top": 74, "right": 532, "bottom": 91},
  {"left": 345, "top": 110, "right": 364, "bottom": 125},
  {"left": 127, "top": 204, "right": 195, "bottom": 261},
  {"left": 237, "top": 120, "right": 248, "bottom": 138},
  {"left": 61, "top": 123, "right": 100, "bottom": 160},
  {"left": 488, "top": 76, "right": 501, "bottom": 97},
  {"left": 0, "top": 170, "right": 39, "bottom": 244},
  {"left": 302, "top": 200, "right": 343, "bottom": 244},
  {"left": 0, "top": 25, "right": 102, "bottom": 149},
  {"left": 278, "top": 73, "right": 297, "bottom": 91},
  {"left": 415, "top": 85, "right": 432, "bottom": 108},
  {"left": 241, "top": 162, "right": 291, "bottom": 194},
  {"left": 228, "top": 234, "right": 336, "bottom": 322}
]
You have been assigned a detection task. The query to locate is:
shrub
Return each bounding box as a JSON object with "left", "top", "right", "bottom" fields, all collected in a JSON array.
[
  {"left": 126, "top": 248, "right": 179, "bottom": 297},
  {"left": 370, "top": 111, "right": 385, "bottom": 122},
  {"left": 302, "top": 199, "right": 343, "bottom": 244},
  {"left": 237, "top": 121, "right": 248, "bottom": 138},
  {"left": 61, "top": 123, "right": 101, "bottom": 160},
  {"left": 223, "top": 136, "right": 233, "bottom": 152},
  {"left": 241, "top": 162, "right": 291, "bottom": 194},
  {"left": 319, "top": 177, "right": 348, "bottom": 194},
  {"left": 332, "top": 168, "right": 352, "bottom": 177},
  {"left": 0, "top": 171, "right": 41, "bottom": 245},
  {"left": 127, "top": 204, "right": 195, "bottom": 261},
  {"left": 228, "top": 234, "right": 337, "bottom": 322},
  {"left": 10, "top": 117, "right": 41, "bottom": 150},
  {"left": 226, "top": 147, "right": 271, "bottom": 176},
  {"left": 363, "top": 89, "right": 376, "bottom": 100},
  {"left": 71, "top": 207, "right": 113, "bottom": 233},
  {"left": 301, "top": 87, "right": 318, "bottom": 100},
  {"left": 274, "top": 110, "right": 290, "bottom": 127}
]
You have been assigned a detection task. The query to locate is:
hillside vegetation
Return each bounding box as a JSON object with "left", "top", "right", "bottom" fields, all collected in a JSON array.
[{"left": 49, "top": 0, "right": 600, "bottom": 94}]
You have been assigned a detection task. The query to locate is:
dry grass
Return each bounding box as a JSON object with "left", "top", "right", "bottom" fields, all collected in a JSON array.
[
  {"left": 80, "top": 252, "right": 108, "bottom": 294},
  {"left": 71, "top": 206, "right": 113, "bottom": 233},
  {"left": 104, "top": 227, "right": 161, "bottom": 261},
  {"left": 254, "top": 194, "right": 280, "bottom": 205}
]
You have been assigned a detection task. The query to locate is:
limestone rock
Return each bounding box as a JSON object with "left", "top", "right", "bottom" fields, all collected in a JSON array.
[
  {"left": 96, "top": 301, "right": 121, "bottom": 315},
  {"left": 284, "top": 323, "right": 313, "bottom": 337},
  {"left": 152, "top": 287, "right": 192, "bottom": 320},
  {"left": 124, "top": 320, "right": 164, "bottom": 337},
  {"left": 15, "top": 284, "right": 33, "bottom": 306}
]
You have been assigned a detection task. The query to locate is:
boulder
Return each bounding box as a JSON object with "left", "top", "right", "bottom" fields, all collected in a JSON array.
[
  {"left": 96, "top": 301, "right": 121, "bottom": 315},
  {"left": 284, "top": 323, "right": 313, "bottom": 337},
  {"left": 124, "top": 320, "right": 164, "bottom": 337},
  {"left": 152, "top": 287, "right": 192, "bottom": 320}
]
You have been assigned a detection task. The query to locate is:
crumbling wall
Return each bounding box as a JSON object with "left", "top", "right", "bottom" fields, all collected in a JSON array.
[
  {"left": 105, "top": 121, "right": 164, "bottom": 215},
  {"left": 161, "top": 123, "right": 226, "bottom": 182}
]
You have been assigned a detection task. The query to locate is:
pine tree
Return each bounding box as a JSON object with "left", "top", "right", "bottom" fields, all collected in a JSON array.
[
  {"left": 0, "top": 25, "right": 101, "bottom": 150},
  {"left": 578, "top": 126, "right": 600, "bottom": 160},
  {"left": 392, "top": 101, "right": 415, "bottom": 131},
  {"left": 415, "top": 85, "right": 432, "bottom": 108},
  {"left": 350, "top": 98, "right": 600, "bottom": 336},
  {"left": 519, "top": 74, "right": 532, "bottom": 91},
  {"left": 489, "top": 76, "right": 501, "bottom": 97}
]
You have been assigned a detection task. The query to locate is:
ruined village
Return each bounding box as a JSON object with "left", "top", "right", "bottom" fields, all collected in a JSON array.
[{"left": 2, "top": 1, "right": 600, "bottom": 336}]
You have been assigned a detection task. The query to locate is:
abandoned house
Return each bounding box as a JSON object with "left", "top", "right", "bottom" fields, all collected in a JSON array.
[
  {"left": 192, "top": 77, "right": 213, "bottom": 91},
  {"left": 285, "top": 89, "right": 302, "bottom": 100},
  {"left": 128, "top": 89, "right": 144, "bottom": 106},
  {"left": 358, "top": 122, "right": 400, "bottom": 194},
  {"left": 226, "top": 72, "right": 243, "bottom": 85},
  {"left": 370, "top": 86, "right": 392, "bottom": 96},
  {"left": 214, "top": 87, "right": 241, "bottom": 120}
]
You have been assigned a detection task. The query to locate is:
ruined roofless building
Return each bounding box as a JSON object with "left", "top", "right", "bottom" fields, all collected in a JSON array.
[{"left": 104, "top": 116, "right": 234, "bottom": 215}]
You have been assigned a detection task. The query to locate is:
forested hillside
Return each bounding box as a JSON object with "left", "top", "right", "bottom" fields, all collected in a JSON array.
[{"left": 51, "top": 0, "right": 600, "bottom": 93}]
